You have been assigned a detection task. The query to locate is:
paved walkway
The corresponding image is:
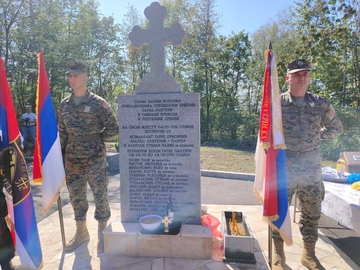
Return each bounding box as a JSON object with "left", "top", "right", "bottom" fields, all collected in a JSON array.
[
  {"left": 9, "top": 203, "right": 359, "bottom": 270},
  {"left": 9, "top": 190, "right": 359, "bottom": 269}
]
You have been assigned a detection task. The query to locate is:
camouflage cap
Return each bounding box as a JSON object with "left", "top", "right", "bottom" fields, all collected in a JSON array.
[
  {"left": 25, "top": 105, "right": 32, "bottom": 109},
  {"left": 65, "top": 61, "right": 88, "bottom": 75},
  {"left": 287, "top": 59, "right": 311, "bottom": 74}
]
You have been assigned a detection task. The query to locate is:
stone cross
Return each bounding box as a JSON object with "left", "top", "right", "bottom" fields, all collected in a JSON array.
[{"left": 129, "top": 1, "right": 185, "bottom": 94}]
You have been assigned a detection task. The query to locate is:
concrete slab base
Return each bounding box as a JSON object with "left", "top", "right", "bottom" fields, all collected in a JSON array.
[
  {"left": 221, "top": 210, "right": 256, "bottom": 264},
  {"left": 103, "top": 219, "right": 212, "bottom": 259}
]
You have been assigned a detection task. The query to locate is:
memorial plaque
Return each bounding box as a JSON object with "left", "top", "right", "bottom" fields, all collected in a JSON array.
[
  {"left": 118, "top": 2, "right": 201, "bottom": 224},
  {"left": 119, "top": 93, "right": 200, "bottom": 223}
]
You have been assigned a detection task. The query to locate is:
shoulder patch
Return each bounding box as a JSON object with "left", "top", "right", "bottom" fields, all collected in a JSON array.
[{"left": 102, "top": 102, "right": 110, "bottom": 109}]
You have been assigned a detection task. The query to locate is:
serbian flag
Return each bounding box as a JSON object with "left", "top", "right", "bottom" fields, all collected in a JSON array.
[
  {"left": 33, "top": 51, "right": 65, "bottom": 214},
  {"left": 254, "top": 47, "right": 292, "bottom": 245},
  {"left": 0, "top": 58, "right": 43, "bottom": 269}
]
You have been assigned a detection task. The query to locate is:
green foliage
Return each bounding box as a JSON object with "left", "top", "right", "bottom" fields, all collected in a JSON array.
[
  {"left": 291, "top": 0, "right": 359, "bottom": 108},
  {"left": 321, "top": 106, "right": 360, "bottom": 160},
  {"left": 321, "top": 133, "right": 359, "bottom": 161},
  {"left": 0, "top": 0, "right": 125, "bottom": 117},
  {"left": 0, "top": 0, "right": 359, "bottom": 157}
]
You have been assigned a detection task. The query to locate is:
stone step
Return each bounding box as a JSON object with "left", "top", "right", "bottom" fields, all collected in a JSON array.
[{"left": 103, "top": 219, "right": 212, "bottom": 259}]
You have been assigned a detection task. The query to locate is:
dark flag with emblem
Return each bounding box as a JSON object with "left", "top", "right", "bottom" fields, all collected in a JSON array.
[{"left": 0, "top": 58, "right": 43, "bottom": 269}]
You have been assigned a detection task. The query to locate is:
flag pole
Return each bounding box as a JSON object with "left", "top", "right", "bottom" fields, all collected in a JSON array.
[
  {"left": 35, "top": 50, "right": 67, "bottom": 247},
  {"left": 56, "top": 194, "right": 66, "bottom": 247},
  {"left": 268, "top": 40, "right": 273, "bottom": 269},
  {"left": 268, "top": 225, "right": 273, "bottom": 268}
]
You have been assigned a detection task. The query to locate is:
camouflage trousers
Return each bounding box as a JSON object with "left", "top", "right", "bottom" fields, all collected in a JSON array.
[
  {"left": 65, "top": 155, "right": 110, "bottom": 222},
  {"left": 273, "top": 153, "right": 324, "bottom": 244}
]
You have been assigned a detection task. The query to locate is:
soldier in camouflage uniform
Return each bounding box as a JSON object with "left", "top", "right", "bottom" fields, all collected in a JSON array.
[
  {"left": 0, "top": 135, "right": 15, "bottom": 270},
  {"left": 272, "top": 59, "right": 343, "bottom": 270},
  {"left": 58, "top": 61, "right": 118, "bottom": 253}
]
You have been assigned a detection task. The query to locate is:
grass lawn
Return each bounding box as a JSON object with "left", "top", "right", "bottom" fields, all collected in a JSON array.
[
  {"left": 201, "top": 147, "right": 255, "bottom": 173},
  {"left": 106, "top": 143, "right": 337, "bottom": 173},
  {"left": 200, "top": 146, "right": 337, "bottom": 174}
]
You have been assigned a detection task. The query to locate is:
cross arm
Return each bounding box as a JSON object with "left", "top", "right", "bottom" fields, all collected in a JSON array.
[{"left": 129, "top": 25, "right": 149, "bottom": 48}]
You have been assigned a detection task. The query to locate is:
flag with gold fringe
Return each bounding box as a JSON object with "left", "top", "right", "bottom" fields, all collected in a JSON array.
[
  {"left": 254, "top": 47, "right": 292, "bottom": 245},
  {"left": 33, "top": 51, "right": 65, "bottom": 214}
]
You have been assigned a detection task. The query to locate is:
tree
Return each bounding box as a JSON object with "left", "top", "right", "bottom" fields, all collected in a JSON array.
[
  {"left": 0, "top": 0, "right": 25, "bottom": 65},
  {"left": 186, "top": 0, "right": 219, "bottom": 142},
  {"left": 213, "top": 32, "right": 251, "bottom": 141},
  {"left": 120, "top": 3, "right": 149, "bottom": 94},
  {"left": 161, "top": 0, "right": 192, "bottom": 91},
  {"left": 292, "top": 0, "right": 359, "bottom": 107}
]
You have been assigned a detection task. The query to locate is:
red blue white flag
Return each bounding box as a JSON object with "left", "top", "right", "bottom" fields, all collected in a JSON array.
[
  {"left": 0, "top": 58, "right": 43, "bottom": 269},
  {"left": 254, "top": 48, "right": 292, "bottom": 245},
  {"left": 33, "top": 51, "right": 65, "bottom": 214}
]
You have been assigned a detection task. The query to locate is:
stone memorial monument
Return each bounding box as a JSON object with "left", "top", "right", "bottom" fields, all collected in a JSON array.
[{"left": 118, "top": 1, "right": 201, "bottom": 225}]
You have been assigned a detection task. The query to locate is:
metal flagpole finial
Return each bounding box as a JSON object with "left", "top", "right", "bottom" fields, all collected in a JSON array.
[{"left": 269, "top": 41, "right": 273, "bottom": 50}]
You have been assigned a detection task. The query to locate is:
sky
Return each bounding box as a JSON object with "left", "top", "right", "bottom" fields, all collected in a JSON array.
[{"left": 97, "top": 0, "right": 296, "bottom": 36}]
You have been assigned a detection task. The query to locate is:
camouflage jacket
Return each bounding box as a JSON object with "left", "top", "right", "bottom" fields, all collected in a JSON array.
[
  {"left": 58, "top": 90, "right": 118, "bottom": 155},
  {"left": 281, "top": 91, "right": 343, "bottom": 152}
]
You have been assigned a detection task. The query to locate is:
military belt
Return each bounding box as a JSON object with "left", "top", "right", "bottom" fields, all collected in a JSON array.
[
  {"left": 285, "top": 149, "right": 319, "bottom": 158},
  {"left": 68, "top": 133, "right": 101, "bottom": 142}
]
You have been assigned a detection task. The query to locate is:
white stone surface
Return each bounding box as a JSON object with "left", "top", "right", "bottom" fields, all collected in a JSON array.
[
  {"left": 9, "top": 202, "right": 359, "bottom": 270},
  {"left": 118, "top": 93, "right": 201, "bottom": 224},
  {"left": 128, "top": 2, "right": 185, "bottom": 94},
  {"left": 103, "top": 219, "right": 212, "bottom": 259}
]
